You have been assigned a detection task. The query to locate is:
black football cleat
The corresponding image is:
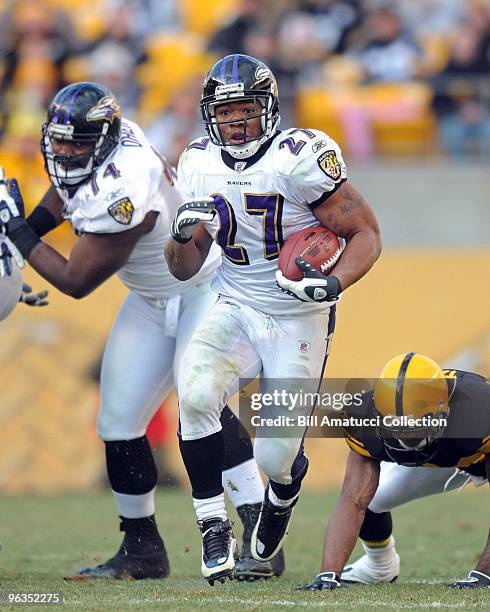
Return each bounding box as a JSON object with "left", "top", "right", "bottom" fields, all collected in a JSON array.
[
  {"left": 251, "top": 488, "right": 297, "bottom": 562},
  {"left": 235, "top": 503, "right": 285, "bottom": 581},
  {"left": 199, "top": 517, "right": 236, "bottom": 585},
  {"left": 79, "top": 537, "right": 169, "bottom": 580}
]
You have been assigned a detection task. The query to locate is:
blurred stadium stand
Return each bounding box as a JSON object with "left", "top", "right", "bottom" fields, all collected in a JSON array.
[{"left": 0, "top": 0, "right": 489, "bottom": 492}]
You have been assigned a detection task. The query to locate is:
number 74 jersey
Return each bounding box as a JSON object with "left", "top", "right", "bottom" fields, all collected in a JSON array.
[{"left": 178, "top": 128, "right": 347, "bottom": 316}]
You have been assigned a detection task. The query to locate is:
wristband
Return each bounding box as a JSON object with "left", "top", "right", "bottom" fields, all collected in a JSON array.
[{"left": 26, "top": 206, "right": 57, "bottom": 237}]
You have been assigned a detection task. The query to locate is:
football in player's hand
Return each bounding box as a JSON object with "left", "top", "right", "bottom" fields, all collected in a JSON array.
[{"left": 278, "top": 227, "right": 341, "bottom": 281}]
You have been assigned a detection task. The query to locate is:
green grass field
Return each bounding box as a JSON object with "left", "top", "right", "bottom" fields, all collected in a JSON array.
[{"left": 1, "top": 488, "right": 489, "bottom": 611}]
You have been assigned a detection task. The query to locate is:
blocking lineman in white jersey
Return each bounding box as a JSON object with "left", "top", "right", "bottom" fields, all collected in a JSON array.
[
  {"left": 165, "top": 53, "right": 382, "bottom": 584},
  {"left": 0, "top": 81, "right": 283, "bottom": 581}
]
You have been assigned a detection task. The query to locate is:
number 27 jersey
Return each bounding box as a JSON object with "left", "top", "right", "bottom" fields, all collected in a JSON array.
[{"left": 178, "top": 128, "right": 347, "bottom": 316}]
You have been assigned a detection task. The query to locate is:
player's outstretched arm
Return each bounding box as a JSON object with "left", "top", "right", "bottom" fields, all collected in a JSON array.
[
  {"left": 475, "top": 529, "right": 490, "bottom": 576},
  {"left": 26, "top": 211, "right": 158, "bottom": 298},
  {"left": 314, "top": 182, "right": 381, "bottom": 291},
  {"left": 321, "top": 450, "right": 380, "bottom": 575},
  {"left": 165, "top": 224, "right": 214, "bottom": 281},
  {"left": 302, "top": 450, "right": 379, "bottom": 591},
  {"left": 453, "top": 454, "right": 490, "bottom": 588}
]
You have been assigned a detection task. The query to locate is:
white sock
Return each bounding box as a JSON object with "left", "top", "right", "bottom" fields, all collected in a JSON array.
[
  {"left": 222, "top": 459, "right": 264, "bottom": 508},
  {"left": 267, "top": 487, "right": 299, "bottom": 508},
  {"left": 113, "top": 487, "right": 156, "bottom": 518},
  {"left": 193, "top": 493, "right": 227, "bottom": 522},
  {"left": 363, "top": 536, "right": 396, "bottom": 560}
]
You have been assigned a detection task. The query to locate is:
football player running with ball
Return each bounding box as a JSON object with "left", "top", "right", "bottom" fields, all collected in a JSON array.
[
  {"left": 0, "top": 82, "right": 282, "bottom": 581},
  {"left": 165, "top": 54, "right": 382, "bottom": 584}
]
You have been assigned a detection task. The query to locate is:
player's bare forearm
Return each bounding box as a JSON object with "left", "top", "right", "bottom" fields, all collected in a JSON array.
[
  {"left": 165, "top": 225, "right": 213, "bottom": 281},
  {"left": 27, "top": 212, "right": 157, "bottom": 298},
  {"left": 320, "top": 452, "right": 380, "bottom": 575},
  {"left": 314, "top": 182, "right": 381, "bottom": 290},
  {"left": 475, "top": 529, "right": 490, "bottom": 575},
  {"left": 475, "top": 455, "right": 490, "bottom": 573},
  {"left": 27, "top": 241, "right": 123, "bottom": 298}
]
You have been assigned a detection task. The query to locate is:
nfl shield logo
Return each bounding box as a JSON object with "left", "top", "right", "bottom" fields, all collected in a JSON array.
[
  {"left": 299, "top": 341, "right": 310, "bottom": 353},
  {"left": 234, "top": 161, "right": 247, "bottom": 173}
]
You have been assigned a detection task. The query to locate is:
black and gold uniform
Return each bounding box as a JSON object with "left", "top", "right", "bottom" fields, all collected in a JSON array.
[{"left": 344, "top": 369, "right": 490, "bottom": 476}]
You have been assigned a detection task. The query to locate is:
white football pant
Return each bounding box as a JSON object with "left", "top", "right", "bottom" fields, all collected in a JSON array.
[
  {"left": 178, "top": 296, "right": 335, "bottom": 484},
  {"left": 97, "top": 282, "right": 216, "bottom": 440},
  {"left": 369, "top": 462, "right": 477, "bottom": 513}
]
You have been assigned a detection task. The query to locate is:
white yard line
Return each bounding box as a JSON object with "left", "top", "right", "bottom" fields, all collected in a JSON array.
[{"left": 63, "top": 595, "right": 483, "bottom": 609}]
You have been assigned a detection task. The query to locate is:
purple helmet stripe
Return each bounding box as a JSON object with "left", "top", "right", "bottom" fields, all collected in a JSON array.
[
  {"left": 52, "top": 86, "right": 73, "bottom": 124},
  {"left": 220, "top": 56, "right": 228, "bottom": 82},
  {"left": 63, "top": 83, "right": 85, "bottom": 124},
  {"left": 231, "top": 54, "right": 239, "bottom": 83}
]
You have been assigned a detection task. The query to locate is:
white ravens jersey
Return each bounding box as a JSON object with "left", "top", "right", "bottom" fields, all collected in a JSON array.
[
  {"left": 58, "top": 119, "right": 221, "bottom": 302},
  {"left": 178, "top": 128, "right": 347, "bottom": 315}
]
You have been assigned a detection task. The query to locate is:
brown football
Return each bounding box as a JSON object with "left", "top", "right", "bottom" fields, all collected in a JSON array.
[{"left": 278, "top": 226, "right": 342, "bottom": 281}]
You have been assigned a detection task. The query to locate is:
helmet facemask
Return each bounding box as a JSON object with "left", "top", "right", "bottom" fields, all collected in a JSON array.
[
  {"left": 40, "top": 84, "right": 121, "bottom": 192},
  {"left": 41, "top": 121, "right": 117, "bottom": 190},
  {"left": 201, "top": 82, "right": 280, "bottom": 159},
  {"left": 377, "top": 411, "right": 447, "bottom": 467}
]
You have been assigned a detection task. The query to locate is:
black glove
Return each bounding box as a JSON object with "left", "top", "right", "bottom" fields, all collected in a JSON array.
[
  {"left": 19, "top": 283, "right": 49, "bottom": 307},
  {"left": 451, "top": 570, "right": 490, "bottom": 589},
  {"left": 299, "top": 571, "right": 343, "bottom": 591},
  {"left": 276, "top": 257, "right": 342, "bottom": 304}
]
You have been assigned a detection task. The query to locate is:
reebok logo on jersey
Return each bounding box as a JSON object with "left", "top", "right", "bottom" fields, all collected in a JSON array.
[
  {"left": 317, "top": 150, "right": 342, "bottom": 182},
  {"left": 108, "top": 197, "right": 134, "bottom": 225},
  {"left": 312, "top": 140, "right": 328, "bottom": 153},
  {"left": 106, "top": 187, "right": 125, "bottom": 201}
]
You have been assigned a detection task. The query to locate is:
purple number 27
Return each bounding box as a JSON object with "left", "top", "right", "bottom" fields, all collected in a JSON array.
[{"left": 213, "top": 193, "right": 284, "bottom": 264}]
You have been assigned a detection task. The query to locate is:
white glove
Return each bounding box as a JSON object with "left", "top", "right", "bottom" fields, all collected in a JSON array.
[
  {"left": 276, "top": 257, "right": 342, "bottom": 304},
  {"left": 0, "top": 167, "right": 21, "bottom": 224},
  {"left": 170, "top": 197, "right": 216, "bottom": 244}
]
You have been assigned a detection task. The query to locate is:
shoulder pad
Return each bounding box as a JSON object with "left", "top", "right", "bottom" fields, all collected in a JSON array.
[{"left": 275, "top": 128, "right": 341, "bottom": 166}]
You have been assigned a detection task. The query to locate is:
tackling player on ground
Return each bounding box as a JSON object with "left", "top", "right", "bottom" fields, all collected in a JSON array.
[
  {"left": 0, "top": 82, "right": 283, "bottom": 581},
  {"left": 165, "top": 54, "right": 381, "bottom": 584},
  {"left": 302, "top": 352, "right": 490, "bottom": 591}
]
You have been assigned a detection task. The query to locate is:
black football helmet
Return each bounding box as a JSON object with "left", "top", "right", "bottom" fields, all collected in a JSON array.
[
  {"left": 201, "top": 54, "right": 280, "bottom": 159},
  {"left": 41, "top": 82, "right": 121, "bottom": 190}
]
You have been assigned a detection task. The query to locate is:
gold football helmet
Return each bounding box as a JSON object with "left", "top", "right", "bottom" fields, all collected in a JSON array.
[{"left": 374, "top": 352, "right": 450, "bottom": 465}]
